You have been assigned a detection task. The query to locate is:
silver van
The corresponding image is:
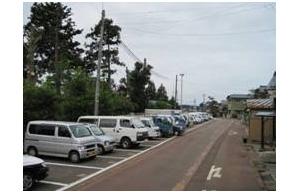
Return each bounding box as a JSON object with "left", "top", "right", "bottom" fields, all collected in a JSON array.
[
  {"left": 24, "top": 121, "right": 98, "bottom": 163},
  {"left": 84, "top": 123, "right": 116, "bottom": 155}
]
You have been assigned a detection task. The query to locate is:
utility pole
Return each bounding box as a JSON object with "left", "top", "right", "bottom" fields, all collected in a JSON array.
[
  {"left": 94, "top": 9, "right": 105, "bottom": 115},
  {"left": 203, "top": 93, "right": 206, "bottom": 112},
  {"left": 179, "top": 74, "right": 184, "bottom": 108},
  {"left": 175, "top": 75, "right": 178, "bottom": 109},
  {"left": 144, "top": 58, "right": 147, "bottom": 67}
]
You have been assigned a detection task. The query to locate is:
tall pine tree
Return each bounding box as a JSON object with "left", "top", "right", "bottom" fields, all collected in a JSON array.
[
  {"left": 85, "top": 18, "right": 124, "bottom": 87},
  {"left": 24, "top": 2, "right": 84, "bottom": 94}
]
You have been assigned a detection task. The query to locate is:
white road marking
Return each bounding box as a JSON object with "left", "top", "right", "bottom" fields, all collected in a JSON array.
[
  {"left": 139, "top": 144, "right": 155, "bottom": 147},
  {"left": 57, "top": 135, "right": 176, "bottom": 191},
  {"left": 143, "top": 140, "right": 162, "bottom": 143},
  {"left": 77, "top": 173, "right": 87, "bottom": 177},
  {"left": 114, "top": 148, "right": 143, "bottom": 152},
  {"left": 207, "top": 165, "right": 223, "bottom": 180},
  {"left": 228, "top": 130, "right": 238, "bottom": 136},
  {"left": 45, "top": 162, "right": 104, "bottom": 170},
  {"left": 39, "top": 180, "right": 68, "bottom": 187},
  {"left": 97, "top": 155, "right": 126, "bottom": 160}
]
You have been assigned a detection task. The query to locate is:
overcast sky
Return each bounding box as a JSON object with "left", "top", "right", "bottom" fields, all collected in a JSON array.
[{"left": 23, "top": 2, "right": 276, "bottom": 104}]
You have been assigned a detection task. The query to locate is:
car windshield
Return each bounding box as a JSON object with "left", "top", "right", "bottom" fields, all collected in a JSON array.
[
  {"left": 69, "top": 125, "right": 92, "bottom": 138},
  {"left": 149, "top": 119, "right": 155, "bottom": 127},
  {"left": 142, "top": 120, "right": 151, "bottom": 127},
  {"left": 89, "top": 124, "right": 104, "bottom": 136},
  {"left": 132, "top": 118, "right": 145, "bottom": 128}
]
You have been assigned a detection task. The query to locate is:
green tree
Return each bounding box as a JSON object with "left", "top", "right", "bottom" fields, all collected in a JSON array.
[
  {"left": 61, "top": 69, "right": 95, "bottom": 121},
  {"left": 145, "top": 80, "right": 156, "bottom": 101},
  {"left": 169, "top": 96, "right": 179, "bottom": 109},
  {"left": 127, "top": 62, "right": 152, "bottom": 112},
  {"left": 85, "top": 18, "right": 124, "bottom": 87},
  {"left": 206, "top": 96, "right": 220, "bottom": 117},
  {"left": 23, "top": 80, "right": 58, "bottom": 134},
  {"left": 98, "top": 82, "right": 134, "bottom": 115},
  {"left": 156, "top": 84, "right": 168, "bottom": 101},
  {"left": 23, "top": 26, "right": 42, "bottom": 82},
  {"left": 24, "top": 2, "right": 84, "bottom": 94}
]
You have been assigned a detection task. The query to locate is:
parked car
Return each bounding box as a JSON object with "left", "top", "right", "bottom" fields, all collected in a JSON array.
[
  {"left": 140, "top": 117, "right": 161, "bottom": 139},
  {"left": 24, "top": 121, "right": 98, "bottom": 163},
  {"left": 168, "top": 115, "right": 186, "bottom": 135},
  {"left": 152, "top": 116, "right": 174, "bottom": 137},
  {"left": 23, "top": 155, "right": 49, "bottom": 190},
  {"left": 78, "top": 116, "right": 149, "bottom": 149},
  {"left": 84, "top": 123, "right": 116, "bottom": 155}
]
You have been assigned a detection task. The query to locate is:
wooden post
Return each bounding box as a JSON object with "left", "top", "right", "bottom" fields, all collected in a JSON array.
[{"left": 260, "top": 116, "right": 265, "bottom": 150}]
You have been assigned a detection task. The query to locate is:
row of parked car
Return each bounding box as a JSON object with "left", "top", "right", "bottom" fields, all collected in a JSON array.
[{"left": 23, "top": 112, "right": 212, "bottom": 190}]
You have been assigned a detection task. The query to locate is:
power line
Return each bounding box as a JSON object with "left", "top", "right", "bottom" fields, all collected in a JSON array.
[
  {"left": 119, "top": 3, "right": 269, "bottom": 26},
  {"left": 119, "top": 41, "right": 169, "bottom": 80},
  {"left": 126, "top": 27, "right": 275, "bottom": 37}
]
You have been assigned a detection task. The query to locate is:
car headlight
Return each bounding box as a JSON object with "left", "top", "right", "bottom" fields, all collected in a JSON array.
[
  {"left": 137, "top": 132, "right": 143, "bottom": 136},
  {"left": 104, "top": 141, "right": 109, "bottom": 146},
  {"left": 78, "top": 146, "right": 85, "bottom": 150}
]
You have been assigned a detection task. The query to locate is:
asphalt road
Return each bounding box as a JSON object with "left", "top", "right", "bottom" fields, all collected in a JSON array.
[{"left": 68, "top": 118, "right": 262, "bottom": 191}]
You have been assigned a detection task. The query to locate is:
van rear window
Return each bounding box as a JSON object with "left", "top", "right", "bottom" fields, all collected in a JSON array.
[
  {"left": 78, "top": 118, "right": 98, "bottom": 124},
  {"left": 99, "top": 119, "right": 117, "bottom": 128},
  {"left": 28, "top": 124, "right": 55, "bottom": 136}
]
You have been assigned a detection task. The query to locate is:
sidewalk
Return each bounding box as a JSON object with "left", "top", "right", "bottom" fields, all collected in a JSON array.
[{"left": 246, "top": 143, "right": 276, "bottom": 190}]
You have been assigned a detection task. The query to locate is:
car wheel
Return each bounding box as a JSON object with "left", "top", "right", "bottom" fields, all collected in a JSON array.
[
  {"left": 69, "top": 151, "right": 80, "bottom": 163},
  {"left": 23, "top": 173, "right": 33, "bottom": 191},
  {"left": 98, "top": 145, "right": 105, "bottom": 155},
  {"left": 121, "top": 137, "right": 131, "bottom": 149},
  {"left": 27, "top": 147, "right": 37, "bottom": 157}
]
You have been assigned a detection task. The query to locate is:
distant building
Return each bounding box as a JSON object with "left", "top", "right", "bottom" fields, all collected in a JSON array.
[{"left": 226, "top": 94, "right": 254, "bottom": 118}]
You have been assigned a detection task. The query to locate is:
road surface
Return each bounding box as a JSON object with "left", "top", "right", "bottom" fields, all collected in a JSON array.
[{"left": 68, "top": 118, "right": 262, "bottom": 191}]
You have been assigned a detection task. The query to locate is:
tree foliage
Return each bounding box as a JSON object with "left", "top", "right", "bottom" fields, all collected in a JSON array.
[
  {"left": 156, "top": 84, "right": 168, "bottom": 101},
  {"left": 23, "top": 80, "right": 58, "bottom": 132},
  {"left": 24, "top": 2, "right": 84, "bottom": 94},
  {"left": 85, "top": 18, "right": 124, "bottom": 86},
  {"left": 145, "top": 80, "right": 156, "bottom": 101},
  {"left": 127, "top": 62, "right": 152, "bottom": 112}
]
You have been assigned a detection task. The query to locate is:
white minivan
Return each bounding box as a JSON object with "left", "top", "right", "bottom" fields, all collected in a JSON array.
[
  {"left": 140, "top": 117, "right": 161, "bottom": 138},
  {"left": 78, "top": 116, "right": 149, "bottom": 149}
]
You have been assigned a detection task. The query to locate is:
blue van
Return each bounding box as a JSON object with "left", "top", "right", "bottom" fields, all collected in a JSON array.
[{"left": 152, "top": 116, "right": 174, "bottom": 137}]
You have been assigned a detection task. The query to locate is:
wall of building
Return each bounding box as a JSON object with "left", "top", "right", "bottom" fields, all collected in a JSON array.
[{"left": 248, "top": 114, "right": 275, "bottom": 143}]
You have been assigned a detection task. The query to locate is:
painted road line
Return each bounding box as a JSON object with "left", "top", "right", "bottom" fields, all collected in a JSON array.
[
  {"left": 143, "top": 140, "right": 163, "bottom": 143},
  {"left": 97, "top": 155, "right": 127, "bottom": 160},
  {"left": 172, "top": 120, "right": 233, "bottom": 191},
  {"left": 39, "top": 180, "right": 68, "bottom": 187},
  {"left": 45, "top": 162, "right": 104, "bottom": 170},
  {"left": 114, "top": 148, "right": 143, "bottom": 152},
  {"left": 57, "top": 136, "right": 176, "bottom": 191},
  {"left": 139, "top": 144, "right": 156, "bottom": 147}
]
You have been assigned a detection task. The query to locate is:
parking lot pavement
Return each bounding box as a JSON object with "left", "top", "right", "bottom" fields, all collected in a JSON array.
[{"left": 30, "top": 135, "right": 176, "bottom": 191}]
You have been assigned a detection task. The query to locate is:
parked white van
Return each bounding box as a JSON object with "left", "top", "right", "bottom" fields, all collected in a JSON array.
[
  {"left": 140, "top": 117, "right": 161, "bottom": 138},
  {"left": 78, "top": 116, "right": 148, "bottom": 149},
  {"left": 24, "top": 121, "right": 98, "bottom": 163}
]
